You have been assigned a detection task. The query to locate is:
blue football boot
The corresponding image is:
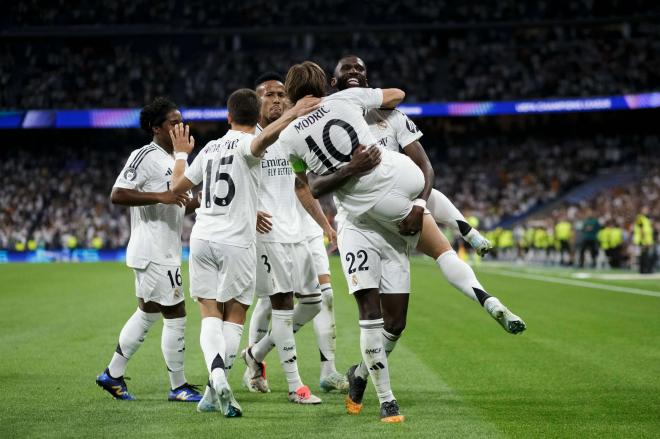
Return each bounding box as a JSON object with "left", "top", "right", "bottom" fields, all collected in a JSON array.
[
  {"left": 96, "top": 368, "right": 135, "bottom": 400},
  {"left": 168, "top": 383, "right": 203, "bottom": 402}
]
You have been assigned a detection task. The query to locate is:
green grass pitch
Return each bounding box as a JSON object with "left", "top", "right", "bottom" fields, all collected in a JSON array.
[{"left": 1, "top": 258, "right": 659, "bottom": 438}]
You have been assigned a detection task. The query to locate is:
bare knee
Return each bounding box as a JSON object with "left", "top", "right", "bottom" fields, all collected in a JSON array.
[
  {"left": 354, "top": 288, "right": 382, "bottom": 321},
  {"left": 384, "top": 318, "right": 406, "bottom": 336},
  {"left": 160, "top": 301, "right": 186, "bottom": 319},
  {"left": 270, "top": 292, "right": 294, "bottom": 310}
]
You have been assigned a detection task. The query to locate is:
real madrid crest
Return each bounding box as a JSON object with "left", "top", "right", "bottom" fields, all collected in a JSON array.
[{"left": 123, "top": 167, "right": 137, "bottom": 181}]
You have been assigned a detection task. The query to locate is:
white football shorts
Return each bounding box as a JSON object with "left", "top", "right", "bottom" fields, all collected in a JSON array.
[
  {"left": 255, "top": 240, "right": 319, "bottom": 297},
  {"left": 133, "top": 262, "right": 185, "bottom": 306},
  {"left": 189, "top": 238, "right": 255, "bottom": 306},
  {"left": 337, "top": 221, "right": 411, "bottom": 295}
]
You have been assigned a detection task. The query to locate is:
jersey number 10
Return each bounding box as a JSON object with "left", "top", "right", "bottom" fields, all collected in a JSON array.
[{"left": 304, "top": 119, "right": 358, "bottom": 172}]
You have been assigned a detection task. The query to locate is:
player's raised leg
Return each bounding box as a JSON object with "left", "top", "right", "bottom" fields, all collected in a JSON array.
[
  {"left": 417, "top": 215, "right": 526, "bottom": 334},
  {"left": 427, "top": 189, "right": 492, "bottom": 256}
]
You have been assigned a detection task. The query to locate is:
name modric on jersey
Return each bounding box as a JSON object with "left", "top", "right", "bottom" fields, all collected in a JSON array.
[{"left": 293, "top": 106, "right": 330, "bottom": 133}]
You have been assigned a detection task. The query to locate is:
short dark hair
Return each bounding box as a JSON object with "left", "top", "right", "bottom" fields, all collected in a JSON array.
[
  {"left": 139, "top": 96, "right": 177, "bottom": 135},
  {"left": 254, "top": 71, "right": 284, "bottom": 88},
  {"left": 285, "top": 61, "right": 327, "bottom": 104},
  {"left": 227, "top": 88, "right": 260, "bottom": 126}
]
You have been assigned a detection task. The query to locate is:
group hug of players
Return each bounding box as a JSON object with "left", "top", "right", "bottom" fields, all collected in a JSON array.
[{"left": 96, "top": 55, "right": 526, "bottom": 423}]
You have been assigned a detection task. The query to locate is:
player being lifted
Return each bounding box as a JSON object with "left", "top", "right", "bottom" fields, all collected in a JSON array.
[
  {"left": 330, "top": 54, "right": 518, "bottom": 411},
  {"left": 243, "top": 73, "right": 348, "bottom": 395},
  {"left": 332, "top": 55, "right": 491, "bottom": 255},
  {"left": 278, "top": 62, "right": 525, "bottom": 423},
  {"left": 96, "top": 97, "right": 201, "bottom": 403},
  {"left": 170, "top": 89, "right": 320, "bottom": 416}
]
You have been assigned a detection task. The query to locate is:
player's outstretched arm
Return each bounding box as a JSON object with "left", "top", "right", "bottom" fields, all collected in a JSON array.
[
  {"left": 294, "top": 177, "right": 337, "bottom": 247},
  {"left": 169, "top": 123, "right": 195, "bottom": 194},
  {"left": 251, "top": 95, "right": 321, "bottom": 157},
  {"left": 303, "top": 144, "right": 381, "bottom": 198},
  {"left": 398, "top": 140, "right": 434, "bottom": 236},
  {"left": 110, "top": 188, "right": 189, "bottom": 207},
  {"left": 381, "top": 88, "right": 405, "bottom": 109}
]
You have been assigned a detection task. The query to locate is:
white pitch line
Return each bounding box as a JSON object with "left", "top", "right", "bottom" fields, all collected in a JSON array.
[{"left": 479, "top": 268, "right": 660, "bottom": 298}]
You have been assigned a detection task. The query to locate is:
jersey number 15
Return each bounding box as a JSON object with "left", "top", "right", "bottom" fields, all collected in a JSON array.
[{"left": 204, "top": 155, "right": 236, "bottom": 210}]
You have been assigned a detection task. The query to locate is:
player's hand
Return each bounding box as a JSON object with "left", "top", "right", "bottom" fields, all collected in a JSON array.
[
  {"left": 324, "top": 225, "right": 338, "bottom": 252},
  {"left": 291, "top": 95, "right": 322, "bottom": 117},
  {"left": 346, "top": 144, "right": 381, "bottom": 176},
  {"left": 169, "top": 123, "right": 195, "bottom": 154},
  {"left": 399, "top": 206, "right": 424, "bottom": 236},
  {"left": 159, "top": 191, "right": 190, "bottom": 207},
  {"left": 256, "top": 211, "right": 273, "bottom": 234}
]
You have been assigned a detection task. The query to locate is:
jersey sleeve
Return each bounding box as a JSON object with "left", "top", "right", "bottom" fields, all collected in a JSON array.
[
  {"left": 343, "top": 87, "right": 383, "bottom": 111},
  {"left": 113, "top": 149, "right": 153, "bottom": 190},
  {"left": 279, "top": 130, "right": 307, "bottom": 173},
  {"left": 239, "top": 135, "right": 262, "bottom": 167},
  {"left": 392, "top": 110, "right": 423, "bottom": 147},
  {"left": 184, "top": 150, "right": 204, "bottom": 185}
]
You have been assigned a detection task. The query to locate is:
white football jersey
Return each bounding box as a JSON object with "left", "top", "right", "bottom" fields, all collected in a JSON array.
[
  {"left": 113, "top": 142, "right": 184, "bottom": 270},
  {"left": 279, "top": 87, "right": 399, "bottom": 217},
  {"left": 257, "top": 140, "right": 303, "bottom": 243},
  {"left": 185, "top": 130, "right": 261, "bottom": 247},
  {"left": 365, "top": 108, "right": 423, "bottom": 152}
]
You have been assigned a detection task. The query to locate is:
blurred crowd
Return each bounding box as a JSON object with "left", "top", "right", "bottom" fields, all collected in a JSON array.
[
  {"left": 448, "top": 24, "right": 659, "bottom": 101},
  {"left": 1, "top": 23, "right": 658, "bottom": 108},
  {"left": 0, "top": 146, "right": 131, "bottom": 252},
  {"left": 472, "top": 161, "right": 659, "bottom": 272},
  {"left": 5, "top": 0, "right": 658, "bottom": 27},
  {"left": 432, "top": 133, "right": 655, "bottom": 229},
  {"left": 2, "top": 132, "right": 657, "bottom": 268}
]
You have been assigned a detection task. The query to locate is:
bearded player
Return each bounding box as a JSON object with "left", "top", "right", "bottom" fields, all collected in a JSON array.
[{"left": 278, "top": 62, "right": 525, "bottom": 423}]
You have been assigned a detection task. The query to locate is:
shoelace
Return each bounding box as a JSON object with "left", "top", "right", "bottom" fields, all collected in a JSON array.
[{"left": 175, "top": 383, "right": 202, "bottom": 393}]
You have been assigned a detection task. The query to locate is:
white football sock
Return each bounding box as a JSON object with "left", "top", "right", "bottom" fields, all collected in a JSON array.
[
  {"left": 108, "top": 308, "right": 160, "bottom": 378},
  {"left": 251, "top": 294, "right": 321, "bottom": 363},
  {"left": 359, "top": 318, "right": 395, "bottom": 404},
  {"left": 251, "top": 331, "right": 276, "bottom": 363},
  {"left": 313, "top": 284, "right": 338, "bottom": 377},
  {"left": 271, "top": 309, "right": 303, "bottom": 392},
  {"left": 161, "top": 316, "right": 187, "bottom": 389},
  {"left": 248, "top": 297, "right": 271, "bottom": 346},
  {"left": 223, "top": 321, "right": 243, "bottom": 376},
  {"left": 293, "top": 293, "right": 322, "bottom": 333},
  {"left": 427, "top": 189, "right": 471, "bottom": 236},
  {"left": 436, "top": 250, "right": 492, "bottom": 306},
  {"left": 382, "top": 329, "right": 401, "bottom": 356},
  {"left": 199, "top": 317, "right": 228, "bottom": 388},
  {"left": 355, "top": 328, "right": 401, "bottom": 380}
]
